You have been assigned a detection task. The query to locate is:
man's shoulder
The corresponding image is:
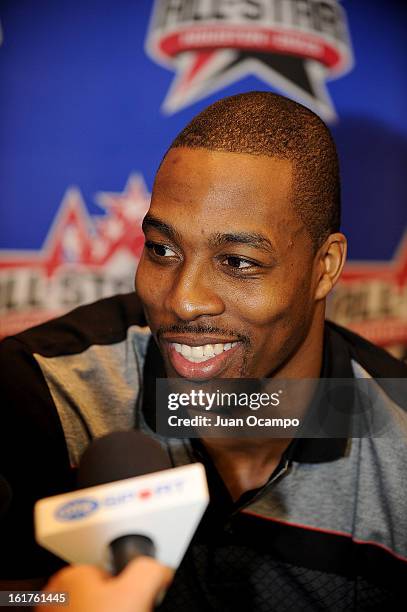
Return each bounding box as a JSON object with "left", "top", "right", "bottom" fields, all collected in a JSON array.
[
  {"left": 326, "top": 320, "right": 407, "bottom": 378},
  {"left": 0, "top": 293, "right": 151, "bottom": 472},
  {"left": 0, "top": 292, "right": 147, "bottom": 358}
]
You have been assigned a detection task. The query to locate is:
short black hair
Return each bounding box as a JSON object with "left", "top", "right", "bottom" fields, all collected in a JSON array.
[{"left": 169, "top": 91, "right": 340, "bottom": 249}]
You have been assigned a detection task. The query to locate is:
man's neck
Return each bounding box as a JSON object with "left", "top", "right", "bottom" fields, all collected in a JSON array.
[{"left": 201, "top": 436, "right": 291, "bottom": 502}]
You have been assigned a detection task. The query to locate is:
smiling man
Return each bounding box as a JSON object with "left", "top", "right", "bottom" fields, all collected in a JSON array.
[
  {"left": 138, "top": 150, "right": 335, "bottom": 383},
  {"left": 1, "top": 92, "right": 406, "bottom": 609}
]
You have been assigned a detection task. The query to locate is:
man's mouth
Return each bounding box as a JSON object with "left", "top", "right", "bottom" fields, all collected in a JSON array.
[
  {"left": 162, "top": 336, "right": 241, "bottom": 379},
  {"left": 172, "top": 341, "right": 238, "bottom": 362}
]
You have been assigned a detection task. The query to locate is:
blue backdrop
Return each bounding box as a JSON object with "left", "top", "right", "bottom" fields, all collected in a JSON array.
[{"left": 1, "top": 0, "right": 406, "bottom": 352}]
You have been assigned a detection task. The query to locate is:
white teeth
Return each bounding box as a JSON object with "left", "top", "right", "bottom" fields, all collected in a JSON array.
[
  {"left": 172, "top": 342, "right": 238, "bottom": 363},
  {"left": 182, "top": 345, "right": 192, "bottom": 357},
  {"left": 191, "top": 346, "right": 204, "bottom": 358},
  {"left": 214, "top": 344, "right": 224, "bottom": 355},
  {"left": 204, "top": 344, "right": 214, "bottom": 357}
]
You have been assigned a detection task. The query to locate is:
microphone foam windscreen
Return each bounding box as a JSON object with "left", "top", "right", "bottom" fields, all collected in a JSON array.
[{"left": 77, "top": 430, "right": 171, "bottom": 489}]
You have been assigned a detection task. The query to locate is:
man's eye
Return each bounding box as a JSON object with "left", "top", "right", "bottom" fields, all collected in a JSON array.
[
  {"left": 223, "top": 256, "right": 254, "bottom": 269},
  {"left": 145, "top": 241, "right": 176, "bottom": 257}
]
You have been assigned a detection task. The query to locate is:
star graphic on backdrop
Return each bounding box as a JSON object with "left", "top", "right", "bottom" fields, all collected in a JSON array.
[{"left": 162, "top": 48, "right": 336, "bottom": 121}]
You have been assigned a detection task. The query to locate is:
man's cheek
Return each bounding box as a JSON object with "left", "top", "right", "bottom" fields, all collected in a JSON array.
[
  {"left": 237, "top": 296, "right": 289, "bottom": 328},
  {"left": 135, "top": 270, "right": 147, "bottom": 304},
  {"left": 136, "top": 262, "right": 163, "bottom": 304}
]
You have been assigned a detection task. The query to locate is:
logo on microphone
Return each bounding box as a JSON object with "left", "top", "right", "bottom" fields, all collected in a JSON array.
[
  {"left": 145, "top": 0, "right": 354, "bottom": 121},
  {"left": 56, "top": 498, "right": 99, "bottom": 521},
  {"left": 54, "top": 479, "right": 186, "bottom": 522}
]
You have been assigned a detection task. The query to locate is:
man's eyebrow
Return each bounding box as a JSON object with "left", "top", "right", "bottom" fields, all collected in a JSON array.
[
  {"left": 209, "top": 232, "right": 276, "bottom": 255},
  {"left": 142, "top": 214, "right": 182, "bottom": 243},
  {"left": 142, "top": 216, "right": 276, "bottom": 255}
]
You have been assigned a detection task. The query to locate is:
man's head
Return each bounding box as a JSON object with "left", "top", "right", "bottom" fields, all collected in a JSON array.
[{"left": 136, "top": 91, "right": 346, "bottom": 380}]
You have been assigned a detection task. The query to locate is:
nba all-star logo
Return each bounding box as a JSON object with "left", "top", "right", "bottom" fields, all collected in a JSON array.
[
  {"left": 145, "top": 0, "right": 354, "bottom": 121},
  {"left": 0, "top": 174, "right": 150, "bottom": 338}
]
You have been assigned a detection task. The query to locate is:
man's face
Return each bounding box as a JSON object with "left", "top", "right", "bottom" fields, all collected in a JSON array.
[{"left": 136, "top": 148, "right": 321, "bottom": 380}]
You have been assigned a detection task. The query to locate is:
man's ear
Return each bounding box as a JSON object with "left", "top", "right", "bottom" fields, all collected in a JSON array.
[{"left": 314, "top": 233, "right": 347, "bottom": 301}]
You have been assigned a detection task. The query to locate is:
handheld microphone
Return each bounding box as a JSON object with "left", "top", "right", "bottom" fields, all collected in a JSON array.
[{"left": 34, "top": 431, "right": 209, "bottom": 573}]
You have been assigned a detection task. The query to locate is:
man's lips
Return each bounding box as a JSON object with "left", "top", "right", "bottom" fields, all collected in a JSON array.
[
  {"left": 162, "top": 337, "right": 241, "bottom": 380},
  {"left": 161, "top": 334, "right": 239, "bottom": 346}
]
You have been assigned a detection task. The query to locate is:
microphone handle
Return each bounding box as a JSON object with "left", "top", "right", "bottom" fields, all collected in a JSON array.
[{"left": 110, "top": 534, "right": 155, "bottom": 574}]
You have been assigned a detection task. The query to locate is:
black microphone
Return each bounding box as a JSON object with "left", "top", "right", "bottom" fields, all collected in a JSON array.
[
  {"left": 78, "top": 431, "right": 172, "bottom": 573},
  {"left": 35, "top": 431, "right": 209, "bottom": 575},
  {"left": 77, "top": 430, "right": 171, "bottom": 487}
]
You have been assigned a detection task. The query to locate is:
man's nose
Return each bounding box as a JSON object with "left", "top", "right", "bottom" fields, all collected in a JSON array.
[{"left": 164, "top": 262, "right": 225, "bottom": 321}]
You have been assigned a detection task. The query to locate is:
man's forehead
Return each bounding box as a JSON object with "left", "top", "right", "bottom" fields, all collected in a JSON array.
[
  {"left": 148, "top": 148, "right": 309, "bottom": 253},
  {"left": 153, "top": 147, "right": 293, "bottom": 206}
]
